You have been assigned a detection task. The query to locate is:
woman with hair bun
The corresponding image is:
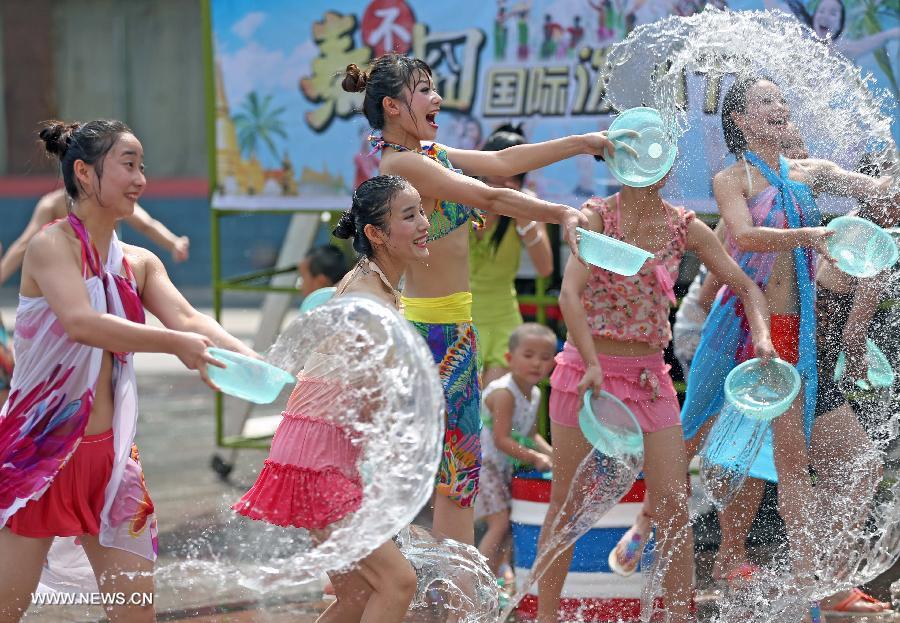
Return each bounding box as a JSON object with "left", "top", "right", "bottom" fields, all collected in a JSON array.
[
  {"left": 342, "top": 54, "right": 633, "bottom": 544},
  {"left": 234, "top": 175, "right": 430, "bottom": 622},
  {"left": 0, "top": 119, "right": 255, "bottom": 621}
]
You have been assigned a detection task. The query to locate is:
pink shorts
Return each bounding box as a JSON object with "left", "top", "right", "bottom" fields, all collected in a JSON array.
[{"left": 549, "top": 341, "right": 680, "bottom": 433}]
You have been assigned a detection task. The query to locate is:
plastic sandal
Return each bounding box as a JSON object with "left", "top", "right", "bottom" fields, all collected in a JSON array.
[
  {"left": 822, "top": 587, "right": 893, "bottom": 617},
  {"left": 608, "top": 517, "right": 651, "bottom": 577}
]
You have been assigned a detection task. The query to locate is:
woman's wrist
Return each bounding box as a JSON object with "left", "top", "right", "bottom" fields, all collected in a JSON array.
[
  {"left": 524, "top": 230, "right": 543, "bottom": 247},
  {"left": 516, "top": 220, "right": 538, "bottom": 236}
]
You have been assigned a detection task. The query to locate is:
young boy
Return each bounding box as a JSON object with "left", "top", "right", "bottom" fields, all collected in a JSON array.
[
  {"left": 475, "top": 323, "right": 556, "bottom": 577},
  {"left": 297, "top": 244, "right": 348, "bottom": 297}
]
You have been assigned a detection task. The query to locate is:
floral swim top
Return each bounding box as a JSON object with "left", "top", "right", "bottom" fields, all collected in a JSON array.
[
  {"left": 370, "top": 136, "right": 485, "bottom": 241},
  {"left": 581, "top": 194, "right": 694, "bottom": 350}
]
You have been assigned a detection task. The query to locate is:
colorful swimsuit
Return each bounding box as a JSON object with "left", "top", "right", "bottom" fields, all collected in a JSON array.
[
  {"left": 681, "top": 153, "right": 820, "bottom": 482},
  {"left": 0, "top": 214, "right": 157, "bottom": 591},
  {"left": 372, "top": 136, "right": 484, "bottom": 508}
]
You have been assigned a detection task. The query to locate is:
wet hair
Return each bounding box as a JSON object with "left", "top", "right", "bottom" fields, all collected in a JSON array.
[
  {"left": 342, "top": 55, "right": 434, "bottom": 130},
  {"left": 481, "top": 124, "right": 527, "bottom": 251},
  {"left": 786, "top": 0, "right": 845, "bottom": 40},
  {"left": 721, "top": 77, "right": 774, "bottom": 157},
  {"left": 333, "top": 175, "right": 414, "bottom": 257},
  {"left": 508, "top": 322, "right": 557, "bottom": 353},
  {"left": 305, "top": 244, "right": 349, "bottom": 284},
  {"left": 38, "top": 119, "right": 133, "bottom": 201}
]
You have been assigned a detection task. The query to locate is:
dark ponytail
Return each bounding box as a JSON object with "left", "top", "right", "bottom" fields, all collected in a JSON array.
[
  {"left": 38, "top": 119, "right": 133, "bottom": 200},
  {"left": 721, "top": 78, "right": 765, "bottom": 157},
  {"left": 334, "top": 175, "right": 413, "bottom": 257},
  {"left": 341, "top": 54, "right": 433, "bottom": 130},
  {"left": 481, "top": 124, "right": 527, "bottom": 251}
]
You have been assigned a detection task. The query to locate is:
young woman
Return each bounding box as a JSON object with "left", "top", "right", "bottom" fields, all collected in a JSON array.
[
  {"left": 681, "top": 77, "right": 894, "bottom": 603},
  {"left": 0, "top": 119, "right": 253, "bottom": 622},
  {"left": 234, "top": 175, "right": 431, "bottom": 623},
  {"left": 470, "top": 124, "right": 554, "bottom": 386},
  {"left": 537, "top": 166, "right": 775, "bottom": 622},
  {"left": 342, "top": 53, "right": 631, "bottom": 544}
]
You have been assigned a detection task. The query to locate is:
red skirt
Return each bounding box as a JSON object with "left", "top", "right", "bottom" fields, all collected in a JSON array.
[
  {"left": 233, "top": 412, "right": 362, "bottom": 530},
  {"left": 7, "top": 429, "right": 114, "bottom": 538}
]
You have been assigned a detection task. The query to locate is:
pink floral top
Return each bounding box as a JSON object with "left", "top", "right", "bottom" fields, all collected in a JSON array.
[{"left": 581, "top": 194, "right": 695, "bottom": 350}]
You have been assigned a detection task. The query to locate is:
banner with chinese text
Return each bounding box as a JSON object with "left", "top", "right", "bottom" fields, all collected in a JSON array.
[{"left": 211, "top": 0, "right": 898, "bottom": 213}]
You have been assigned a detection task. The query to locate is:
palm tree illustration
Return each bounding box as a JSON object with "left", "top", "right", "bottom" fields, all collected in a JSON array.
[{"left": 233, "top": 92, "right": 288, "bottom": 163}]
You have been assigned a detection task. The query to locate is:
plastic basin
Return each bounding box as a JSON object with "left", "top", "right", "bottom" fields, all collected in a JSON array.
[
  {"left": 834, "top": 338, "right": 895, "bottom": 390},
  {"left": 207, "top": 347, "right": 296, "bottom": 404},
  {"left": 300, "top": 286, "right": 337, "bottom": 313},
  {"left": 577, "top": 227, "right": 654, "bottom": 276},
  {"left": 578, "top": 390, "right": 644, "bottom": 457},
  {"left": 724, "top": 358, "right": 801, "bottom": 421},
  {"left": 606, "top": 107, "right": 678, "bottom": 188},
  {"left": 826, "top": 215, "right": 899, "bottom": 278}
]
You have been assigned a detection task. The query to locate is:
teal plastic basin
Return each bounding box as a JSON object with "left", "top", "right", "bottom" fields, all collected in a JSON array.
[
  {"left": 578, "top": 390, "right": 644, "bottom": 458},
  {"left": 827, "top": 215, "right": 898, "bottom": 278},
  {"left": 834, "top": 338, "right": 895, "bottom": 390},
  {"left": 724, "top": 358, "right": 801, "bottom": 421},
  {"left": 207, "top": 347, "right": 296, "bottom": 404},
  {"left": 577, "top": 227, "right": 654, "bottom": 276},
  {"left": 606, "top": 107, "right": 678, "bottom": 188}
]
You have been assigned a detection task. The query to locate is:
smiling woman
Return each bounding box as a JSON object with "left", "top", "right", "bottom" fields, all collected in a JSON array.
[
  {"left": 341, "top": 53, "right": 636, "bottom": 547},
  {"left": 0, "top": 119, "right": 255, "bottom": 622}
]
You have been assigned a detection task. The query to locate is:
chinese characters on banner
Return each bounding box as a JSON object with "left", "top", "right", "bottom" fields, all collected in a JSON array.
[{"left": 211, "top": 0, "right": 898, "bottom": 212}]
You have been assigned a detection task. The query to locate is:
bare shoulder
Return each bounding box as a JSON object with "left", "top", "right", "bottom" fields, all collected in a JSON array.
[
  {"left": 338, "top": 272, "right": 396, "bottom": 309},
  {"left": 28, "top": 220, "right": 74, "bottom": 257},
  {"left": 121, "top": 242, "right": 160, "bottom": 264},
  {"left": 121, "top": 243, "right": 163, "bottom": 288},
  {"left": 378, "top": 149, "right": 424, "bottom": 176},
  {"left": 487, "top": 386, "right": 515, "bottom": 412},
  {"left": 714, "top": 163, "right": 743, "bottom": 187},
  {"left": 22, "top": 221, "right": 80, "bottom": 283}
]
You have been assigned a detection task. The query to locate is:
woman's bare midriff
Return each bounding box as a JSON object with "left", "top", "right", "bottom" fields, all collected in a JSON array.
[
  {"left": 593, "top": 336, "right": 661, "bottom": 358},
  {"left": 84, "top": 351, "right": 115, "bottom": 435},
  {"left": 764, "top": 252, "right": 800, "bottom": 314},
  {"left": 403, "top": 223, "right": 471, "bottom": 298}
]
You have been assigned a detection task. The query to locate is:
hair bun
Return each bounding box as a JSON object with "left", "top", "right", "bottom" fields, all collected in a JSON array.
[
  {"left": 333, "top": 210, "right": 357, "bottom": 239},
  {"left": 491, "top": 123, "right": 525, "bottom": 138},
  {"left": 38, "top": 120, "right": 79, "bottom": 158},
  {"left": 341, "top": 64, "right": 368, "bottom": 93}
]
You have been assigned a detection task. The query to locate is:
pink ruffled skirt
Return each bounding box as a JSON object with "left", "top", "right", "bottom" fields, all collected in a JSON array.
[
  {"left": 233, "top": 412, "right": 362, "bottom": 530},
  {"left": 549, "top": 341, "right": 680, "bottom": 433}
]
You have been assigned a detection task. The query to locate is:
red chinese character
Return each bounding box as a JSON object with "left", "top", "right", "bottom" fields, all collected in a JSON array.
[{"left": 361, "top": 0, "right": 415, "bottom": 57}]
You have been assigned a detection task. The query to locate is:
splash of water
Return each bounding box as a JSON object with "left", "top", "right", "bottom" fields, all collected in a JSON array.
[
  {"left": 603, "top": 9, "right": 899, "bottom": 621},
  {"left": 173, "top": 295, "right": 446, "bottom": 593},
  {"left": 604, "top": 7, "right": 898, "bottom": 189},
  {"left": 698, "top": 405, "right": 770, "bottom": 510},
  {"left": 397, "top": 525, "right": 500, "bottom": 622},
  {"left": 499, "top": 447, "right": 643, "bottom": 620}
]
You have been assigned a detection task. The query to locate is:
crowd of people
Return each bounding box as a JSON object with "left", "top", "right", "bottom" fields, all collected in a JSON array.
[{"left": 0, "top": 50, "right": 897, "bottom": 623}]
